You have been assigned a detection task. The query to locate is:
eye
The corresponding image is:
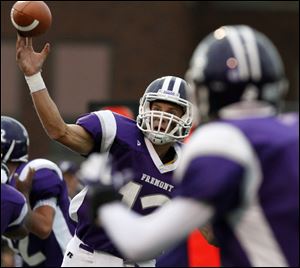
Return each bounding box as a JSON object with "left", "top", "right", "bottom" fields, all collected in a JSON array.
[
  {"left": 168, "top": 109, "right": 182, "bottom": 117},
  {"left": 151, "top": 105, "right": 161, "bottom": 111}
]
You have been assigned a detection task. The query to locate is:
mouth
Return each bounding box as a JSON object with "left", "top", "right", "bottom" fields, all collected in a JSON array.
[{"left": 154, "top": 126, "right": 166, "bottom": 132}]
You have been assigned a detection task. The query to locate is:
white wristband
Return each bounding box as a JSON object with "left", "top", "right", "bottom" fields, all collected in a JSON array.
[{"left": 24, "top": 72, "right": 46, "bottom": 93}]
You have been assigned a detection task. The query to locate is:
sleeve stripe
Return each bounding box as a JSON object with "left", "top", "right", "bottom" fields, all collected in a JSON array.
[
  {"left": 93, "top": 110, "right": 117, "bottom": 153},
  {"left": 18, "top": 159, "right": 63, "bottom": 182},
  {"left": 33, "top": 197, "right": 57, "bottom": 210}
]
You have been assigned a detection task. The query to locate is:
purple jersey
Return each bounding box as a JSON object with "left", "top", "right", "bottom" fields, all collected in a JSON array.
[
  {"left": 1, "top": 183, "right": 28, "bottom": 235},
  {"left": 70, "top": 111, "right": 182, "bottom": 257},
  {"left": 8, "top": 159, "right": 76, "bottom": 267},
  {"left": 174, "top": 112, "right": 299, "bottom": 267}
]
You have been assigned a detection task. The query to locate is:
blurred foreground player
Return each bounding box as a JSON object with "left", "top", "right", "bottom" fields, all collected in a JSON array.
[
  {"left": 96, "top": 25, "right": 298, "bottom": 267},
  {"left": 157, "top": 127, "right": 220, "bottom": 267},
  {"left": 157, "top": 123, "right": 220, "bottom": 267}
]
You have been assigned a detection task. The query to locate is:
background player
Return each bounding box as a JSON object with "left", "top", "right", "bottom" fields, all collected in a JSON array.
[
  {"left": 58, "top": 160, "right": 82, "bottom": 199},
  {"left": 1, "top": 163, "right": 30, "bottom": 239},
  {"left": 1, "top": 116, "right": 76, "bottom": 267}
]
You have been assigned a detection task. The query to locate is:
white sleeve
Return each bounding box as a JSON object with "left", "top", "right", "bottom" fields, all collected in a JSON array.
[
  {"left": 33, "top": 197, "right": 57, "bottom": 210},
  {"left": 99, "top": 197, "right": 214, "bottom": 262}
]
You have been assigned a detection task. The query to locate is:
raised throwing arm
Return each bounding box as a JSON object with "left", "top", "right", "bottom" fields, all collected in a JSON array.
[{"left": 16, "top": 35, "right": 94, "bottom": 155}]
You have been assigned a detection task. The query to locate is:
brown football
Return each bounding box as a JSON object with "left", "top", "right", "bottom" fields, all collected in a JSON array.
[{"left": 11, "top": 1, "right": 52, "bottom": 37}]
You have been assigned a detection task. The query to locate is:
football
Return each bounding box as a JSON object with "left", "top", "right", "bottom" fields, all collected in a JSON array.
[{"left": 10, "top": 1, "right": 52, "bottom": 37}]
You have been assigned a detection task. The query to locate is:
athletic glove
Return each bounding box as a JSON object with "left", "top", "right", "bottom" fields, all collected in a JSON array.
[
  {"left": 89, "top": 184, "right": 122, "bottom": 222},
  {"left": 77, "top": 153, "right": 130, "bottom": 222}
]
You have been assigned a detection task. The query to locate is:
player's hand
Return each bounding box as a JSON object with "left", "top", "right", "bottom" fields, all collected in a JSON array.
[
  {"left": 16, "top": 33, "right": 50, "bottom": 76},
  {"left": 77, "top": 153, "right": 130, "bottom": 223},
  {"left": 78, "top": 153, "right": 131, "bottom": 189},
  {"left": 89, "top": 184, "right": 122, "bottom": 224},
  {"left": 15, "top": 167, "right": 35, "bottom": 198}
]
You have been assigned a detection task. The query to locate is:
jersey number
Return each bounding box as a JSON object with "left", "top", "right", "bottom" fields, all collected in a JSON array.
[
  {"left": 16, "top": 237, "right": 46, "bottom": 266},
  {"left": 119, "top": 181, "right": 170, "bottom": 209}
]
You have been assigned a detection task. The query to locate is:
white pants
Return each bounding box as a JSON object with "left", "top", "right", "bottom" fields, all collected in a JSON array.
[{"left": 61, "top": 235, "right": 156, "bottom": 267}]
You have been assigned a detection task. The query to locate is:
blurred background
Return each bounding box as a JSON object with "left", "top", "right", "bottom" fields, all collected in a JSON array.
[{"left": 1, "top": 1, "right": 299, "bottom": 165}]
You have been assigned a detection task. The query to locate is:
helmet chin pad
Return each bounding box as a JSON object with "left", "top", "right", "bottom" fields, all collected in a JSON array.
[{"left": 145, "top": 132, "right": 176, "bottom": 145}]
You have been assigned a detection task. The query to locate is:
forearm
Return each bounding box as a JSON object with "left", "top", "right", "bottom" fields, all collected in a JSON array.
[
  {"left": 31, "top": 89, "right": 68, "bottom": 141},
  {"left": 24, "top": 210, "right": 53, "bottom": 239},
  {"left": 21, "top": 193, "right": 54, "bottom": 240},
  {"left": 3, "top": 226, "right": 28, "bottom": 240},
  {"left": 16, "top": 36, "right": 66, "bottom": 142},
  {"left": 16, "top": 36, "right": 94, "bottom": 155},
  {"left": 100, "top": 198, "right": 214, "bottom": 262},
  {"left": 30, "top": 88, "right": 94, "bottom": 155}
]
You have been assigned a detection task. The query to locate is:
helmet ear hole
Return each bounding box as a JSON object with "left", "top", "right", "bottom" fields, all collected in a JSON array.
[{"left": 262, "top": 80, "right": 289, "bottom": 104}]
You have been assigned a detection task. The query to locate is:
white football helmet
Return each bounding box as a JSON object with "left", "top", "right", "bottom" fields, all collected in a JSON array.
[{"left": 137, "top": 76, "right": 193, "bottom": 145}]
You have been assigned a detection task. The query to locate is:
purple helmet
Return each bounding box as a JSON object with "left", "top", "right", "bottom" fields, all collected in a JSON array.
[
  {"left": 185, "top": 25, "right": 288, "bottom": 122},
  {"left": 1, "top": 116, "right": 29, "bottom": 164}
]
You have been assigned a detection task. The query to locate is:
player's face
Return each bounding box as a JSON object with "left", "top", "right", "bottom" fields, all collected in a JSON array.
[{"left": 150, "top": 101, "right": 184, "bottom": 133}]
